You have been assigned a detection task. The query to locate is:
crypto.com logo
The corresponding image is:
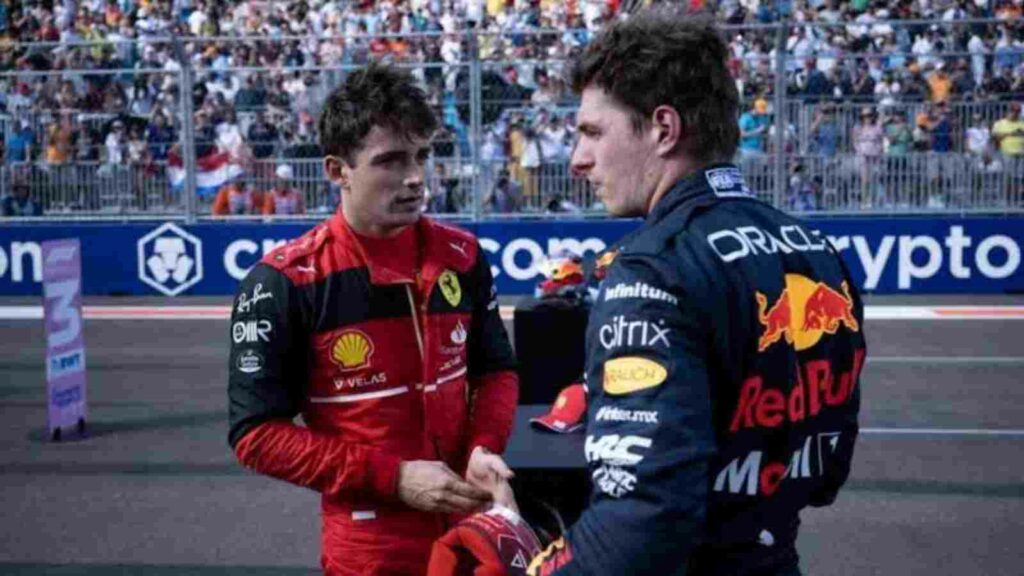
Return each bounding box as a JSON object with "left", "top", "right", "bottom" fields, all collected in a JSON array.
[{"left": 137, "top": 223, "right": 203, "bottom": 296}]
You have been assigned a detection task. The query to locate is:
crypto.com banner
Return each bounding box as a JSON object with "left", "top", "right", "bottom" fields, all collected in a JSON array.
[
  {"left": 0, "top": 217, "right": 1021, "bottom": 295},
  {"left": 41, "top": 239, "right": 87, "bottom": 435}
]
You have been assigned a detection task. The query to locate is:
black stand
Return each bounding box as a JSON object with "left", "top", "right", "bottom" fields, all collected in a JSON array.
[{"left": 50, "top": 418, "right": 87, "bottom": 442}]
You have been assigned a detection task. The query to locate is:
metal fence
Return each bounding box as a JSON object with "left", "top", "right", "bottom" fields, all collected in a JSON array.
[{"left": 2, "top": 19, "right": 1023, "bottom": 220}]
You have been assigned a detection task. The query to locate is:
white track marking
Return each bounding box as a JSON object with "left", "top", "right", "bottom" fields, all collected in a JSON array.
[
  {"left": 862, "top": 428, "right": 1024, "bottom": 437},
  {"left": 867, "top": 356, "right": 1024, "bottom": 365},
  {"left": 866, "top": 306, "right": 1024, "bottom": 320}
]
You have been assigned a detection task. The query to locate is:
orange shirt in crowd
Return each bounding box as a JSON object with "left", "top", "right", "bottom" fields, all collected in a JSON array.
[
  {"left": 927, "top": 71, "right": 952, "bottom": 104},
  {"left": 262, "top": 187, "right": 305, "bottom": 216},
  {"left": 45, "top": 124, "right": 73, "bottom": 165},
  {"left": 212, "top": 183, "right": 265, "bottom": 216}
]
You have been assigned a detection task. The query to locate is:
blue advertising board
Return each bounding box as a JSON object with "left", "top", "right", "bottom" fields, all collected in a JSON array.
[{"left": 0, "top": 217, "right": 1021, "bottom": 296}]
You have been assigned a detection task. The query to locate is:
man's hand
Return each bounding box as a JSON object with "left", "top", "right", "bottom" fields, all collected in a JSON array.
[
  {"left": 398, "top": 460, "right": 492, "bottom": 514},
  {"left": 466, "top": 446, "right": 519, "bottom": 513}
]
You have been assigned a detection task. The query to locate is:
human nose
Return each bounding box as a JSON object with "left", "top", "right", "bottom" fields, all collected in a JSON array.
[
  {"left": 569, "top": 138, "right": 593, "bottom": 179},
  {"left": 404, "top": 162, "right": 425, "bottom": 190}
]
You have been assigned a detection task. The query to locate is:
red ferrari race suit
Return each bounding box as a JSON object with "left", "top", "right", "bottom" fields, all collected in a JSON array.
[{"left": 227, "top": 212, "right": 518, "bottom": 575}]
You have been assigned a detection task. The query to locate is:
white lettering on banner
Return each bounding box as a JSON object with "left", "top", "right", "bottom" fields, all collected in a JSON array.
[
  {"left": 598, "top": 316, "right": 671, "bottom": 350},
  {"left": 501, "top": 238, "right": 545, "bottom": 281},
  {"left": 584, "top": 434, "right": 652, "bottom": 466},
  {"left": 263, "top": 239, "right": 287, "bottom": 256},
  {"left": 946, "top": 226, "right": 971, "bottom": 279},
  {"left": 232, "top": 320, "right": 272, "bottom": 343},
  {"left": 0, "top": 241, "right": 61, "bottom": 283},
  {"left": 826, "top": 226, "right": 1023, "bottom": 289},
  {"left": 851, "top": 236, "right": 895, "bottom": 290},
  {"left": 479, "top": 238, "right": 501, "bottom": 279},
  {"left": 13, "top": 242, "right": 42, "bottom": 282},
  {"left": 594, "top": 406, "right": 660, "bottom": 424},
  {"left": 478, "top": 236, "right": 606, "bottom": 280},
  {"left": 1, "top": 226, "right": 1020, "bottom": 292},
  {"left": 224, "top": 239, "right": 290, "bottom": 280},
  {"left": 236, "top": 283, "right": 274, "bottom": 314},
  {"left": 976, "top": 235, "right": 1020, "bottom": 279},
  {"left": 898, "top": 235, "right": 943, "bottom": 290},
  {"left": 224, "top": 240, "right": 258, "bottom": 280},
  {"left": 44, "top": 278, "right": 81, "bottom": 348},
  {"left": 604, "top": 282, "right": 679, "bottom": 305}
]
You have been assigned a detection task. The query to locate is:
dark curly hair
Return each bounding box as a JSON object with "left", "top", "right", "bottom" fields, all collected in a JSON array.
[
  {"left": 318, "top": 61, "right": 438, "bottom": 163},
  {"left": 570, "top": 8, "right": 740, "bottom": 163}
]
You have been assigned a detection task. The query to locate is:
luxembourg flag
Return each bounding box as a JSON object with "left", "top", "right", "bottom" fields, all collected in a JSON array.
[{"left": 167, "top": 150, "right": 245, "bottom": 198}]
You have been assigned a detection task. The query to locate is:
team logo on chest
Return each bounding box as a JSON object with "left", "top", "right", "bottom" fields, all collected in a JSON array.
[
  {"left": 331, "top": 330, "right": 374, "bottom": 371},
  {"left": 438, "top": 269, "right": 462, "bottom": 307}
]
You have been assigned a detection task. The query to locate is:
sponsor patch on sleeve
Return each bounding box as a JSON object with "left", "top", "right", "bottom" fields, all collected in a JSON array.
[{"left": 602, "top": 356, "right": 667, "bottom": 395}]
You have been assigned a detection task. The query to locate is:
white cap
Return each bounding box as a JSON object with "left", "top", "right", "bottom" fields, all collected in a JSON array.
[{"left": 275, "top": 164, "right": 294, "bottom": 180}]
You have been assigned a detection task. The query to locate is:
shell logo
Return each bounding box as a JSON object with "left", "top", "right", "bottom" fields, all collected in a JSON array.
[{"left": 331, "top": 330, "right": 374, "bottom": 371}]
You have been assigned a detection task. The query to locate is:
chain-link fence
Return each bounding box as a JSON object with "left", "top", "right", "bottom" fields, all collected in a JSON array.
[{"left": 2, "top": 19, "right": 1023, "bottom": 220}]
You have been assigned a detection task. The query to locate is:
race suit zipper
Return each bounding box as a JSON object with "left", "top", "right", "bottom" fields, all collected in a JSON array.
[
  {"left": 406, "top": 284, "right": 441, "bottom": 460},
  {"left": 404, "top": 284, "right": 425, "bottom": 362}
]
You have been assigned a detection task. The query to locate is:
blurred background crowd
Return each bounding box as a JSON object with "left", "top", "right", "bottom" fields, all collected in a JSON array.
[{"left": 1, "top": 0, "right": 1023, "bottom": 217}]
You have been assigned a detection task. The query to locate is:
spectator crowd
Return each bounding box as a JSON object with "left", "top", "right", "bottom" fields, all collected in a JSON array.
[{"left": 1, "top": 0, "right": 1022, "bottom": 216}]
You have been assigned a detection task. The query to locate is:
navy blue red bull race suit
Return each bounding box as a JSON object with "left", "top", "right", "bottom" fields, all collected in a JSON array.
[
  {"left": 529, "top": 164, "right": 865, "bottom": 576},
  {"left": 227, "top": 212, "right": 518, "bottom": 575}
]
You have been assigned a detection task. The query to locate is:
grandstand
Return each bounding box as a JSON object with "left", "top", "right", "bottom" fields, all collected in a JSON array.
[{"left": 1, "top": 0, "right": 1023, "bottom": 218}]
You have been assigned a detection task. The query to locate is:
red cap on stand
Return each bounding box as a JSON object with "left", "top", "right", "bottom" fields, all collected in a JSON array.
[{"left": 529, "top": 384, "right": 586, "bottom": 434}]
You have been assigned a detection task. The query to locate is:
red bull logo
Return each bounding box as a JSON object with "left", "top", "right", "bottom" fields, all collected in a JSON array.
[
  {"left": 593, "top": 250, "right": 618, "bottom": 280},
  {"left": 756, "top": 274, "right": 859, "bottom": 352}
]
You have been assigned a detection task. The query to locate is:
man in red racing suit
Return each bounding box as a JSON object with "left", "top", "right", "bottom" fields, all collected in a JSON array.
[{"left": 227, "top": 62, "right": 519, "bottom": 575}]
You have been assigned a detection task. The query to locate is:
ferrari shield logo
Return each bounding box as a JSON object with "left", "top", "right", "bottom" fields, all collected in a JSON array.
[{"left": 438, "top": 270, "right": 462, "bottom": 307}]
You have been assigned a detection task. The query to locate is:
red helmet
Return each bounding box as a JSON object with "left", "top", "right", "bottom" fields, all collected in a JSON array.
[{"left": 427, "top": 506, "right": 543, "bottom": 576}]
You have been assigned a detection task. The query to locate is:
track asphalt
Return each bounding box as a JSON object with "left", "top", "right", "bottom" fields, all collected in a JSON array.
[{"left": 0, "top": 295, "right": 1022, "bottom": 575}]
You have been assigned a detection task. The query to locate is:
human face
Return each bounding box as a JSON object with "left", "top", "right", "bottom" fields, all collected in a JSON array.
[
  {"left": 570, "top": 87, "right": 658, "bottom": 217},
  {"left": 327, "top": 126, "right": 432, "bottom": 237}
]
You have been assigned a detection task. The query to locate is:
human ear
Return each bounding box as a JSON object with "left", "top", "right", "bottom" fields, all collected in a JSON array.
[
  {"left": 324, "top": 155, "right": 349, "bottom": 189},
  {"left": 651, "top": 105, "right": 683, "bottom": 156}
]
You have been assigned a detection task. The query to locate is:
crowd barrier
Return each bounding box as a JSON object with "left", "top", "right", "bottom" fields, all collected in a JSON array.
[
  {"left": 4, "top": 153, "right": 1021, "bottom": 218},
  {"left": 3, "top": 18, "right": 1024, "bottom": 218},
  {"left": 1, "top": 216, "right": 1021, "bottom": 296}
]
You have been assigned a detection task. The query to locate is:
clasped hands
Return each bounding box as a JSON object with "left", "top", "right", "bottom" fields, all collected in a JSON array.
[{"left": 398, "top": 446, "right": 518, "bottom": 514}]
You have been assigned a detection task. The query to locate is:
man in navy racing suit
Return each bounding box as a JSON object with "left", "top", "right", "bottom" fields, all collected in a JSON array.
[{"left": 528, "top": 9, "right": 865, "bottom": 576}]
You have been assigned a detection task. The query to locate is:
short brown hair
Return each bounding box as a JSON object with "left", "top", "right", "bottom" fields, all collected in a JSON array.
[
  {"left": 570, "top": 9, "right": 740, "bottom": 163},
  {"left": 318, "top": 61, "right": 438, "bottom": 162}
]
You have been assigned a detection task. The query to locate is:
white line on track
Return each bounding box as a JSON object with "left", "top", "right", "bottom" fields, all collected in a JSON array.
[
  {"left": 2, "top": 305, "right": 1024, "bottom": 321},
  {"left": 862, "top": 427, "right": 1024, "bottom": 437},
  {"left": 867, "top": 356, "right": 1024, "bottom": 364}
]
